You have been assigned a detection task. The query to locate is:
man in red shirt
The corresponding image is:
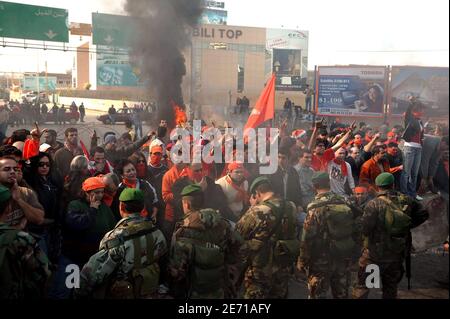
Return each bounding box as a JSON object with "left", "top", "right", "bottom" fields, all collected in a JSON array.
[
  {"left": 309, "top": 122, "right": 354, "bottom": 172},
  {"left": 161, "top": 160, "right": 188, "bottom": 239},
  {"left": 359, "top": 145, "right": 402, "bottom": 190}
]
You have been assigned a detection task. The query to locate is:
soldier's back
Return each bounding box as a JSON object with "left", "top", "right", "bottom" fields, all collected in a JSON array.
[
  {"left": 80, "top": 216, "right": 167, "bottom": 299},
  {"left": 170, "top": 209, "right": 232, "bottom": 299},
  {"left": 0, "top": 225, "right": 50, "bottom": 299}
]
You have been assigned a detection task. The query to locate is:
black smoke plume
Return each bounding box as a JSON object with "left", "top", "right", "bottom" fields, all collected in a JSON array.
[{"left": 124, "top": 0, "right": 203, "bottom": 125}]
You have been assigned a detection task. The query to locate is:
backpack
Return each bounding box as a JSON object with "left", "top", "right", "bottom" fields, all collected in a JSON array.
[
  {"left": 0, "top": 227, "right": 44, "bottom": 299},
  {"left": 378, "top": 195, "right": 412, "bottom": 254},
  {"left": 172, "top": 209, "right": 226, "bottom": 297},
  {"left": 307, "top": 197, "right": 356, "bottom": 259},
  {"left": 96, "top": 220, "right": 165, "bottom": 299},
  {"left": 263, "top": 200, "right": 300, "bottom": 266}
]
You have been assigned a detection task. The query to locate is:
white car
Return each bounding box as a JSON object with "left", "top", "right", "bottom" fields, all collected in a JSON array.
[{"left": 22, "top": 93, "right": 37, "bottom": 102}]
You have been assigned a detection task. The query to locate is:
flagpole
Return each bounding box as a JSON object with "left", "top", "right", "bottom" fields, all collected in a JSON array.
[{"left": 271, "top": 72, "right": 275, "bottom": 128}]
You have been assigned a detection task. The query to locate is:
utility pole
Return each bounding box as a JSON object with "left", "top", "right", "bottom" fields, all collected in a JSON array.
[
  {"left": 36, "top": 55, "right": 40, "bottom": 95},
  {"left": 45, "top": 61, "right": 48, "bottom": 94}
]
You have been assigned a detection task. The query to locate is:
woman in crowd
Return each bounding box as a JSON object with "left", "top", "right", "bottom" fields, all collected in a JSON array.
[
  {"left": 24, "top": 152, "right": 63, "bottom": 262},
  {"left": 113, "top": 159, "right": 160, "bottom": 221},
  {"left": 62, "top": 155, "right": 91, "bottom": 208}
]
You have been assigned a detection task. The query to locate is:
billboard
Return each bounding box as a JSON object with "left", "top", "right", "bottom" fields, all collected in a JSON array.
[
  {"left": 266, "top": 29, "right": 309, "bottom": 91},
  {"left": 23, "top": 76, "right": 57, "bottom": 91},
  {"left": 200, "top": 9, "right": 227, "bottom": 25},
  {"left": 317, "top": 66, "right": 388, "bottom": 117},
  {"left": 390, "top": 66, "right": 449, "bottom": 117},
  {"left": 92, "top": 13, "right": 137, "bottom": 47},
  {"left": 96, "top": 46, "right": 143, "bottom": 87}
]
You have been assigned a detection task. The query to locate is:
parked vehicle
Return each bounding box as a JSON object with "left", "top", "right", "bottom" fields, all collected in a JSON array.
[{"left": 97, "top": 108, "right": 152, "bottom": 124}]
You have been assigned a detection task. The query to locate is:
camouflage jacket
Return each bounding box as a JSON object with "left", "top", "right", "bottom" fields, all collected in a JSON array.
[
  {"left": 169, "top": 208, "right": 242, "bottom": 298},
  {"left": 77, "top": 215, "right": 167, "bottom": 298},
  {"left": 361, "top": 190, "right": 429, "bottom": 262},
  {"left": 299, "top": 192, "right": 356, "bottom": 265},
  {"left": 0, "top": 223, "right": 51, "bottom": 299},
  {"left": 236, "top": 196, "right": 297, "bottom": 268}
]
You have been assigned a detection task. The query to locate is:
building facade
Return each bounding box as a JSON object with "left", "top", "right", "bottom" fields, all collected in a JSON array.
[{"left": 74, "top": 23, "right": 310, "bottom": 111}]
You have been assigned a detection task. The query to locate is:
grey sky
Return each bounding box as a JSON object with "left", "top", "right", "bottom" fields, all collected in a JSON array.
[{"left": 0, "top": 0, "right": 448, "bottom": 73}]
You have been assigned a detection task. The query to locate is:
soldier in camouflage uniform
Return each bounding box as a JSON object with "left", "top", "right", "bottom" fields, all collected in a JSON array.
[
  {"left": 77, "top": 188, "right": 167, "bottom": 299},
  {"left": 236, "top": 177, "right": 299, "bottom": 299},
  {"left": 169, "top": 184, "right": 242, "bottom": 299},
  {"left": 353, "top": 173, "right": 428, "bottom": 299},
  {"left": 297, "top": 172, "right": 358, "bottom": 299},
  {"left": 0, "top": 185, "right": 51, "bottom": 299}
]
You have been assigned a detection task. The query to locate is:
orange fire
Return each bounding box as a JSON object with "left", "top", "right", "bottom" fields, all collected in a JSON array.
[{"left": 172, "top": 102, "right": 187, "bottom": 127}]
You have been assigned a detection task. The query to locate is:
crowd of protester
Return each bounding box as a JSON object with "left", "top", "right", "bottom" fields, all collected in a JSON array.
[{"left": 0, "top": 96, "right": 448, "bottom": 299}]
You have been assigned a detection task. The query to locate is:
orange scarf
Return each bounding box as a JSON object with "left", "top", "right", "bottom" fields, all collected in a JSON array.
[
  {"left": 103, "top": 192, "right": 115, "bottom": 207},
  {"left": 333, "top": 158, "right": 348, "bottom": 176},
  {"left": 122, "top": 179, "right": 137, "bottom": 189}
]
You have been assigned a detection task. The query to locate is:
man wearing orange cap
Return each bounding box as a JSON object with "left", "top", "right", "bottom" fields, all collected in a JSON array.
[
  {"left": 385, "top": 131, "right": 398, "bottom": 145},
  {"left": 216, "top": 162, "right": 249, "bottom": 222},
  {"left": 50, "top": 176, "right": 117, "bottom": 299},
  {"left": 352, "top": 186, "right": 372, "bottom": 208}
]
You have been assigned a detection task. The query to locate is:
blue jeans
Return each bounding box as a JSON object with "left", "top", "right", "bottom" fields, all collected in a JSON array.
[
  {"left": 401, "top": 145, "right": 422, "bottom": 198},
  {"left": 306, "top": 97, "right": 312, "bottom": 112},
  {"left": 0, "top": 122, "right": 7, "bottom": 136},
  {"left": 135, "top": 122, "right": 143, "bottom": 139}
]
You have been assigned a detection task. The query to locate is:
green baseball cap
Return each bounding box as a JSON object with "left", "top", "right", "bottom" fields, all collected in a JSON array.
[
  {"left": 119, "top": 188, "right": 145, "bottom": 202},
  {"left": 181, "top": 184, "right": 203, "bottom": 197},
  {"left": 249, "top": 176, "right": 271, "bottom": 194},
  {"left": 311, "top": 171, "right": 330, "bottom": 184},
  {"left": 0, "top": 185, "right": 11, "bottom": 204},
  {"left": 375, "top": 173, "right": 395, "bottom": 187}
]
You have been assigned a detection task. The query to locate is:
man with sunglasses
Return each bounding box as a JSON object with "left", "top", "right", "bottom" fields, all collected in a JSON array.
[{"left": 0, "top": 156, "right": 44, "bottom": 230}]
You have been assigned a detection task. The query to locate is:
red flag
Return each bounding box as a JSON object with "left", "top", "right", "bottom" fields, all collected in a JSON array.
[
  {"left": 80, "top": 140, "right": 90, "bottom": 160},
  {"left": 22, "top": 139, "right": 39, "bottom": 160},
  {"left": 244, "top": 73, "right": 276, "bottom": 136}
]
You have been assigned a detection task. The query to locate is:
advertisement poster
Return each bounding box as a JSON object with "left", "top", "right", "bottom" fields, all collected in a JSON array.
[
  {"left": 317, "top": 66, "right": 387, "bottom": 117},
  {"left": 23, "top": 76, "right": 57, "bottom": 91},
  {"left": 390, "top": 66, "right": 449, "bottom": 117},
  {"left": 96, "top": 45, "right": 143, "bottom": 87},
  {"left": 266, "top": 29, "right": 309, "bottom": 91},
  {"left": 200, "top": 9, "right": 227, "bottom": 25}
]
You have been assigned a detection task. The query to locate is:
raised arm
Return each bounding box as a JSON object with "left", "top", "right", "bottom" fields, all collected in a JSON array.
[{"left": 364, "top": 133, "right": 381, "bottom": 153}]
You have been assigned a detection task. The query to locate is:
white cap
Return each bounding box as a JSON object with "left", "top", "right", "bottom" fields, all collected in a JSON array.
[
  {"left": 12, "top": 141, "right": 24, "bottom": 152},
  {"left": 39, "top": 143, "right": 51, "bottom": 152}
]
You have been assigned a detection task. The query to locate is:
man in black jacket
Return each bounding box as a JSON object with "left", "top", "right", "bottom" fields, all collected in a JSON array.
[
  {"left": 91, "top": 130, "right": 155, "bottom": 167},
  {"left": 346, "top": 146, "right": 364, "bottom": 186},
  {"left": 267, "top": 147, "right": 303, "bottom": 210}
]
